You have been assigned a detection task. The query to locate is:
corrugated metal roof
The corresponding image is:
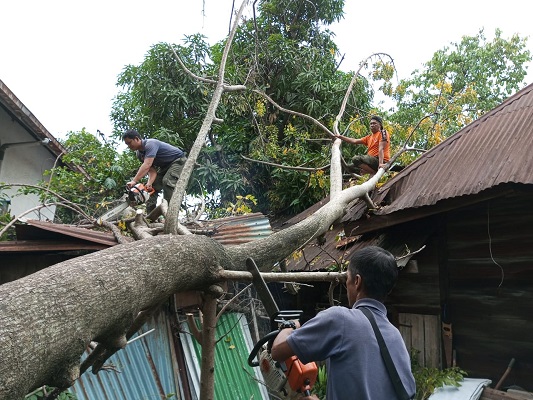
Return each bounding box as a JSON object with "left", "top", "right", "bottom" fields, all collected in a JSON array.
[
  {"left": 180, "top": 313, "right": 270, "bottom": 400},
  {"left": 0, "top": 213, "right": 272, "bottom": 253},
  {"left": 70, "top": 310, "right": 183, "bottom": 400},
  {"left": 0, "top": 220, "right": 122, "bottom": 253},
  {"left": 0, "top": 78, "right": 89, "bottom": 177},
  {"left": 285, "top": 218, "right": 433, "bottom": 271},
  {"left": 343, "top": 83, "right": 533, "bottom": 228},
  {"left": 22, "top": 220, "right": 121, "bottom": 247},
  {"left": 199, "top": 213, "right": 273, "bottom": 245}
]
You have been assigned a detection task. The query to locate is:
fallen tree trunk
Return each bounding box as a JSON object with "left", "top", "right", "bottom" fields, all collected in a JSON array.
[
  {"left": 0, "top": 170, "right": 380, "bottom": 399},
  {"left": 0, "top": 235, "right": 230, "bottom": 399}
]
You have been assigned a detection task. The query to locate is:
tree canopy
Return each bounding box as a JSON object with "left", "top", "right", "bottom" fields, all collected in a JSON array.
[
  {"left": 111, "top": 0, "right": 374, "bottom": 217},
  {"left": 388, "top": 28, "right": 531, "bottom": 165}
]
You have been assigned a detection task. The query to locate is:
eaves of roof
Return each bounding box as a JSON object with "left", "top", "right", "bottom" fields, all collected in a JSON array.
[
  {"left": 0, "top": 220, "right": 122, "bottom": 253},
  {"left": 0, "top": 78, "right": 89, "bottom": 178}
]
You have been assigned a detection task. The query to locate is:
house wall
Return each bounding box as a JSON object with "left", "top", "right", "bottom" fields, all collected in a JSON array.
[
  {"left": 382, "top": 192, "right": 533, "bottom": 389},
  {"left": 0, "top": 253, "right": 73, "bottom": 284},
  {"left": 385, "top": 222, "right": 444, "bottom": 368},
  {"left": 444, "top": 193, "right": 533, "bottom": 391},
  {"left": 0, "top": 107, "right": 56, "bottom": 220}
]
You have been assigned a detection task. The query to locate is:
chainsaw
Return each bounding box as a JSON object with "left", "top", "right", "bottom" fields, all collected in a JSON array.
[
  {"left": 246, "top": 258, "right": 318, "bottom": 398},
  {"left": 98, "top": 183, "right": 155, "bottom": 222}
]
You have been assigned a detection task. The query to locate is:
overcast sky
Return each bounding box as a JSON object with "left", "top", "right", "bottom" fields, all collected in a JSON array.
[{"left": 1, "top": 0, "right": 532, "bottom": 142}]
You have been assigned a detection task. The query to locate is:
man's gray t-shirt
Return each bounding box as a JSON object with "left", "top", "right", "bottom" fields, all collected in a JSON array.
[
  {"left": 287, "top": 298, "right": 415, "bottom": 400},
  {"left": 136, "top": 139, "right": 184, "bottom": 167}
]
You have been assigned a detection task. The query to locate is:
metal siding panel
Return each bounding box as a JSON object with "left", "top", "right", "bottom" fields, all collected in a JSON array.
[
  {"left": 71, "top": 311, "right": 181, "bottom": 400},
  {"left": 180, "top": 313, "right": 269, "bottom": 400}
]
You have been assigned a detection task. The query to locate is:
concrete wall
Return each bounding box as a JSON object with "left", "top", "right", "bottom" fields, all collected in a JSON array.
[{"left": 0, "top": 107, "right": 56, "bottom": 220}]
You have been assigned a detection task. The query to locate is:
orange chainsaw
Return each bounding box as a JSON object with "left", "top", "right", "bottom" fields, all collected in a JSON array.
[
  {"left": 246, "top": 258, "right": 318, "bottom": 398},
  {"left": 98, "top": 183, "right": 155, "bottom": 222}
]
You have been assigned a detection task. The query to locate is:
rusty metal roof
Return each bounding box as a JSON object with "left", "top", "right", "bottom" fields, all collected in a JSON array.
[
  {"left": 0, "top": 220, "right": 122, "bottom": 252},
  {"left": 22, "top": 219, "right": 121, "bottom": 246},
  {"left": 198, "top": 213, "right": 273, "bottom": 245},
  {"left": 284, "top": 218, "right": 434, "bottom": 272},
  {"left": 285, "top": 84, "right": 533, "bottom": 270},
  {"left": 343, "top": 83, "right": 533, "bottom": 232},
  {"left": 0, "top": 213, "right": 272, "bottom": 253},
  {"left": 0, "top": 78, "right": 89, "bottom": 177}
]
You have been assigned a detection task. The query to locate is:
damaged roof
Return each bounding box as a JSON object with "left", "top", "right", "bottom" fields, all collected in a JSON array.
[
  {"left": 343, "top": 82, "right": 533, "bottom": 234},
  {"left": 0, "top": 213, "right": 273, "bottom": 253},
  {"left": 286, "top": 83, "right": 533, "bottom": 271}
]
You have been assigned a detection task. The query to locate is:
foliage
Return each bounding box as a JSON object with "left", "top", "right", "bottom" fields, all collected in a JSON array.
[
  {"left": 0, "top": 190, "right": 14, "bottom": 240},
  {"left": 110, "top": 0, "right": 375, "bottom": 217},
  {"left": 111, "top": 35, "right": 213, "bottom": 150},
  {"left": 312, "top": 364, "right": 328, "bottom": 399},
  {"left": 0, "top": 212, "right": 15, "bottom": 241},
  {"left": 25, "top": 386, "right": 76, "bottom": 400},
  {"left": 108, "top": 7, "right": 531, "bottom": 220},
  {"left": 389, "top": 29, "right": 531, "bottom": 165},
  {"left": 225, "top": 194, "right": 257, "bottom": 215},
  {"left": 411, "top": 349, "right": 467, "bottom": 400},
  {"left": 38, "top": 129, "right": 137, "bottom": 223}
]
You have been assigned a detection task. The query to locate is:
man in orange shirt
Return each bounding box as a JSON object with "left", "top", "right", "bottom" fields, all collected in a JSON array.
[{"left": 335, "top": 115, "right": 390, "bottom": 175}]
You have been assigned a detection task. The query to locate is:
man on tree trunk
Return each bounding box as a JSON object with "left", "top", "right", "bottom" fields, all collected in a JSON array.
[{"left": 123, "top": 129, "right": 187, "bottom": 213}]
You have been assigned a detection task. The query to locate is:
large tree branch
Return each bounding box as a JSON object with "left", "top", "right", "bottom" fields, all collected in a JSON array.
[
  {"left": 164, "top": 0, "right": 248, "bottom": 234},
  {"left": 252, "top": 89, "right": 335, "bottom": 137},
  {"left": 241, "top": 154, "right": 330, "bottom": 172}
]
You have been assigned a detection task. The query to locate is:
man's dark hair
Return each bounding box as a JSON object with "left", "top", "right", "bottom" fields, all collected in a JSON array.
[
  {"left": 348, "top": 246, "right": 398, "bottom": 301},
  {"left": 370, "top": 115, "right": 383, "bottom": 129},
  {"left": 122, "top": 129, "right": 142, "bottom": 141}
]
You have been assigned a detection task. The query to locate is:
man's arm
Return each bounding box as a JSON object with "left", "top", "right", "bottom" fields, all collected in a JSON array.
[
  {"left": 334, "top": 134, "right": 364, "bottom": 145},
  {"left": 271, "top": 323, "right": 320, "bottom": 400},
  {"left": 378, "top": 129, "right": 390, "bottom": 167},
  {"left": 145, "top": 167, "right": 157, "bottom": 190},
  {"left": 271, "top": 320, "right": 301, "bottom": 361},
  {"left": 127, "top": 157, "right": 155, "bottom": 187}
]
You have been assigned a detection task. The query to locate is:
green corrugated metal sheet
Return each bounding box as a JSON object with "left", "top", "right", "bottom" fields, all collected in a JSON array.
[{"left": 181, "top": 313, "right": 269, "bottom": 400}]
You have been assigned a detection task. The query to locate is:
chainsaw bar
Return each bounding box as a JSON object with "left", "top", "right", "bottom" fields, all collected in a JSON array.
[
  {"left": 246, "top": 258, "right": 279, "bottom": 317},
  {"left": 246, "top": 258, "right": 302, "bottom": 328}
]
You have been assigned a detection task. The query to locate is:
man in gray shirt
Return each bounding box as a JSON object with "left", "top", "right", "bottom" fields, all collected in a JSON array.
[
  {"left": 123, "top": 129, "right": 186, "bottom": 212},
  {"left": 271, "top": 246, "right": 416, "bottom": 400}
]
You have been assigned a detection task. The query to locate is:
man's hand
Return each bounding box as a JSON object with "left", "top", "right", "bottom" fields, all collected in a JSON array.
[
  {"left": 301, "top": 395, "right": 319, "bottom": 400},
  {"left": 126, "top": 181, "right": 137, "bottom": 188}
]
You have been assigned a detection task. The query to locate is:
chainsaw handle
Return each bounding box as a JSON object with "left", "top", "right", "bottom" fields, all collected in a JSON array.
[{"left": 247, "top": 330, "right": 279, "bottom": 367}]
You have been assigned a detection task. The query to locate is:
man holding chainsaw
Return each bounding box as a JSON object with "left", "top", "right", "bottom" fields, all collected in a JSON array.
[
  {"left": 271, "top": 246, "right": 416, "bottom": 400},
  {"left": 123, "top": 129, "right": 186, "bottom": 212}
]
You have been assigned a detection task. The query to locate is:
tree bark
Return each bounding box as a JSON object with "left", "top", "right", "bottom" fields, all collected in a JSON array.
[
  {"left": 199, "top": 293, "right": 218, "bottom": 400},
  {"left": 0, "top": 234, "right": 229, "bottom": 399}
]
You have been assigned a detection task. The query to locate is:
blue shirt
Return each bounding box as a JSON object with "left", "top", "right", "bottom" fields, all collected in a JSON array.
[
  {"left": 136, "top": 139, "right": 184, "bottom": 167},
  {"left": 287, "top": 298, "right": 415, "bottom": 400}
]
